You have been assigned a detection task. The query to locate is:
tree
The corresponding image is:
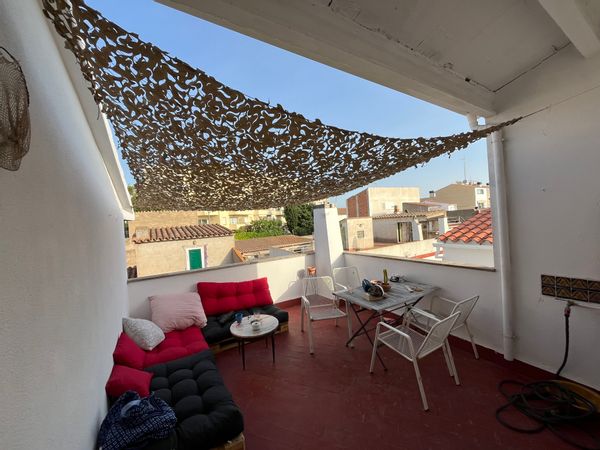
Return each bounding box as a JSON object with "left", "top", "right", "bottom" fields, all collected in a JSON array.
[
  {"left": 284, "top": 204, "right": 314, "bottom": 236},
  {"left": 234, "top": 218, "right": 286, "bottom": 240},
  {"left": 127, "top": 185, "right": 138, "bottom": 209},
  {"left": 248, "top": 218, "right": 286, "bottom": 235}
]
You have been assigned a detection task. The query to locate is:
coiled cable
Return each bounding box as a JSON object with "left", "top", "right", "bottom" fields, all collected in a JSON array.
[{"left": 496, "top": 379, "right": 598, "bottom": 448}]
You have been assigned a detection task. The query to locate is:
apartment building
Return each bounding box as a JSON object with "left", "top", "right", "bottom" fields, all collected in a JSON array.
[
  {"left": 425, "top": 182, "right": 491, "bottom": 210},
  {"left": 346, "top": 187, "right": 420, "bottom": 217},
  {"left": 128, "top": 209, "right": 286, "bottom": 234}
]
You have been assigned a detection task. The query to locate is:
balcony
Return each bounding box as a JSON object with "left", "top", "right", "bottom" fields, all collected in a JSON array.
[{"left": 126, "top": 246, "right": 599, "bottom": 449}]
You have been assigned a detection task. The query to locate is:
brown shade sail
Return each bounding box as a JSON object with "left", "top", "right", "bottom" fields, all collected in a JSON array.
[{"left": 42, "top": 0, "right": 519, "bottom": 210}]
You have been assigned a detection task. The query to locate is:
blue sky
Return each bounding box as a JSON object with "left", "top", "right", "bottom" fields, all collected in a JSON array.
[{"left": 88, "top": 0, "right": 489, "bottom": 207}]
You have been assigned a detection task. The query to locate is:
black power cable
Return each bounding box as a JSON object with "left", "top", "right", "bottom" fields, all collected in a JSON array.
[
  {"left": 556, "top": 302, "right": 572, "bottom": 378},
  {"left": 496, "top": 380, "right": 598, "bottom": 449}
]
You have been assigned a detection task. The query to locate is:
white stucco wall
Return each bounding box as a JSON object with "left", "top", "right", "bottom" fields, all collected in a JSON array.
[
  {"left": 372, "top": 218, "right": 401, "bottom": 243},
  {"left": 128, "top": 253, "right": 315, "bottom": 319},
  {"left": 344, "top": 253, "right": 503, "bottom": 353},
  {"left": 358, "top": 239, "right": 437, "bottom": 258},
  {"left": 313, "top": 206, "right": 344, "bottom": 278},
  {"left": 0, "top": 1, "right": 129, "bottom": 448},
  {"left": 491, "top": 44, "right": 600, "bottom": 388},
  {"left": 440, "top": 243, "right": 494, "bottom": 267}
]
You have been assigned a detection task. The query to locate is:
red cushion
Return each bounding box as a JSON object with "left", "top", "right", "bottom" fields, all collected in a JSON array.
[
  {"left": 143, "top": 326, "right": 209, "bottom": 367},
  {"left": 197, "top": 278, "right": 274, "bottom": 316},
  {"left": 105, "top": 364, "right": 152, "bottom": 398},
  {"left": 113, "top": 332, "right": 145, "bottom": 369}
]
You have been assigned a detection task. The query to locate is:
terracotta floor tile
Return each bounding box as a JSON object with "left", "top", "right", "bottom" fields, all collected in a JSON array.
[{"left": 215, "top": 305, "right": 588, "bottom": 450}]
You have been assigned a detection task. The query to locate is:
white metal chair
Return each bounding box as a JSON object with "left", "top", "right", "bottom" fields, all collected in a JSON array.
[
  {"left": 301, "top": 276, "right": 353, "bottom": 354},
  {"left": 406, "top": 295, "right": 480, "bottom": 359},
  {"left": 332, "top": 266, "right": 361, "bottom": 291},
  {"left": 370, "top": 310, "right": 461, "bottom": 411}
]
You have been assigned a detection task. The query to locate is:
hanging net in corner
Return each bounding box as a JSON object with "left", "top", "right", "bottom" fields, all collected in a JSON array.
[
  {"left": 42, "top": 0, "right": 520, "bottom": 210},
  {"left": 0, "top": 47, "right": 30, "bottom": 171}
]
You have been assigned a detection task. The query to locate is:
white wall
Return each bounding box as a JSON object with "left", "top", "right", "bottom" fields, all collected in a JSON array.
[
  {"left": 359, "top": 239, "right": 436, "bottom": 258},
  {"left": 313, "top": 206, "right": 344, "bottom": 278},
  {"left": 441, "top": 243, "right": 494, "bottom": 267},
  {"left": 372, "top": 218, "right": 400, "bottom": 242},
  {"left": 344, "top": 253, "right": 504, "bottom": 353},
  {"left": 491, "top": 44, "right": 600, "bottom": 388},
  {"left": 128, "top": 253, "right": 314, "bottom": 319},
  {"left": 0, "top": 1, "right": 129, "bottom": 448}
]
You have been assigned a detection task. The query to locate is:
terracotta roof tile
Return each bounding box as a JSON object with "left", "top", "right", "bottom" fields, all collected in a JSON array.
[
  {"left": 235, "top": 235, "right": 313, "bottom": 254},
  {"left": 133, "top": 224, "right": 233, "bottom": 243},
  {"left": 438, "top": 209, "right": 493, "bottom": 245}
]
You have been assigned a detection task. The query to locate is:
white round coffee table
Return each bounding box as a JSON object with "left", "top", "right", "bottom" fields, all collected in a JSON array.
[{"left": 229, "top": 314, "right": 279, "bottom": 370}]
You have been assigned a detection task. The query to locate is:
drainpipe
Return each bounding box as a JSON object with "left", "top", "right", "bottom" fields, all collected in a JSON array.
[{"left": 467, "top": 114, "right": 515, "bottom": 361}]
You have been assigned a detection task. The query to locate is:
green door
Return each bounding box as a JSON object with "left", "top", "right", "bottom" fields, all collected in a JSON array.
[{"left": 188, "top": 248, "right": 203, "bottom": 270}]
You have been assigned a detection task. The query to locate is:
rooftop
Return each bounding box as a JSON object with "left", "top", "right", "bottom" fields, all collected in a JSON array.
[
  {"left": 132, "top": 224, "right": 233, "bottom": 244},
  {"left": 234, "top": 235, "right": 313, "bottom": 254},
  {"left": 373, "top": 210, "right": 446, "bottom": 220},
  {"left": 216, "top": 303, "right": 581, "bottom": 450},
  {"left": 439, "top": 209, "right": 493, "bottom": 245}
]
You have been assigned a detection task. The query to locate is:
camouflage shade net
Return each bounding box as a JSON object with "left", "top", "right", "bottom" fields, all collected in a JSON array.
[
  {"left": 0, "top": 47, "right": 30, "bottom": 171},
  {"left": 42, "top": 0, "right": 520, "bottom": 210}
]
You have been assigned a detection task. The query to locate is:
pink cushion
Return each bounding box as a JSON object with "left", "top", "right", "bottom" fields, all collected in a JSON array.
[
  {"left": 113, "top": 332, "right": 146, "bottom": 369},
  {"left": 143, "top": 326, "right": 209, "bottom": 367},
  {"left": 106, "top": 364, "right": 152, "bottom": 398},
  {"left": 197, "top": 277, "right": 273, "bottom": 316},
  {"left": 149, "top": 292, "right": 207, "bottom": 333}
]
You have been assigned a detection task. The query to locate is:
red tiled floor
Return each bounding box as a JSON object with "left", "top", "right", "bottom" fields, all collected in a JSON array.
[{"left": 214, "top": 305, "right": 582, "bottom": 450}]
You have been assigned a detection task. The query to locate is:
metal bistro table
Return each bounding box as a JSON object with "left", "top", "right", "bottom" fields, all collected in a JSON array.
[
  {"left": 229, "top": 314, "right": 279, "bottom": 370},
  {"left": 335, "top": 281, "right": 437, "bottom": 370}
]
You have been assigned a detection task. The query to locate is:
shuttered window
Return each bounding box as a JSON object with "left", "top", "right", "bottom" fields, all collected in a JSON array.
[{"left": 187, "top": 248, "right": 203, "bottom": 270}]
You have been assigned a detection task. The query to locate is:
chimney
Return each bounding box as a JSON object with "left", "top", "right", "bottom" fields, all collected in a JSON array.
[
  {"left": 393, "top": 205, "right": 399, "bottom": 213},
  {"left": 135, "top": 226, "right": 150, "bottom": 240},
  {"left": 429, "top": 190, "right": 435, "bottom": 198}
]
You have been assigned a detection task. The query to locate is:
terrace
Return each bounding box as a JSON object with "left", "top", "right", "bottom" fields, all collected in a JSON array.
[{"left": 2, "top": 0, "right": 600, "bottom": 449}]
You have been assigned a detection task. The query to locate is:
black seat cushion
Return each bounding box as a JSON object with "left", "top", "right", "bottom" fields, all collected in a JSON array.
[
  {"left": 202, "top": 305, "right": 289, "bottom": 345},
  {"left": 145, "top": 350, "right": 243, "bottom": 450}
]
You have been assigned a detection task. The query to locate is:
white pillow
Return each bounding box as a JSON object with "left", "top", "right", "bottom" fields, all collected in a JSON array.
[{"left": 122, "top": 317, "right": 165, "bottom": 351}]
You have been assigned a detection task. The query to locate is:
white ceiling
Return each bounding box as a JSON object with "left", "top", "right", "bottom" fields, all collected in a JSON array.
[
  {"left": 327, "top": 0, "right": 568, "bottom": 91},
  {"left": 158, "top": 0, "right": 600, "bottom": 116}
]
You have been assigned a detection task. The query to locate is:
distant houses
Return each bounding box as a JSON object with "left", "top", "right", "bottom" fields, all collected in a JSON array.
[
  {"left": 342, "top": 182, "right": 492, "bottom": 266},
  {"left": 346, "top": 187, "right": 420, "bottom": 217},
  {"left": 129, "top": 224, "right": 235, "bottom": 277}
]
